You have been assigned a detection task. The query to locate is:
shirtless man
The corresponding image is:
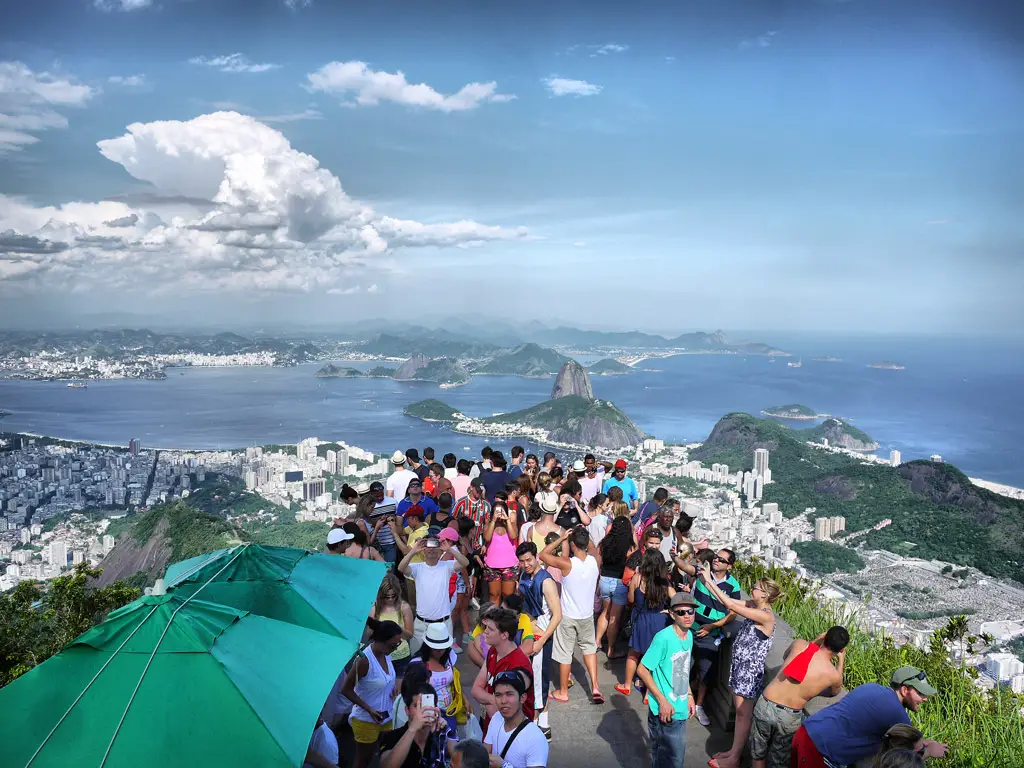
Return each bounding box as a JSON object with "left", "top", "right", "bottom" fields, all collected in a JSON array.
[{"left": 748, "top": 626, "right": 849, "bottom": 768}]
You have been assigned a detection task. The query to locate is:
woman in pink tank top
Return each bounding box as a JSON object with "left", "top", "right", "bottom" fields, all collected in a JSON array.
[{"left": 483, "top": 502, "right": 520, "bottom": 602}]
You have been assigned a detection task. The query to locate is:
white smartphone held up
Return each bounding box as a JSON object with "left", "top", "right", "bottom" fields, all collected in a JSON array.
[{"left": 421, "top": 693, "right": 435, "bottom": 710}]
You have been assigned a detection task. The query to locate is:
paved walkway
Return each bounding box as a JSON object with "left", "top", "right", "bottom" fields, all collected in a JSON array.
[{"left": 457, "top": 649, "right": 736, "bottom": 768}]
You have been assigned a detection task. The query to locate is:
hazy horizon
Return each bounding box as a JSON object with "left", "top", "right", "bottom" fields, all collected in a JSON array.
[{"left": 1, "top": 0, "right": 1022, "bottom": 333}]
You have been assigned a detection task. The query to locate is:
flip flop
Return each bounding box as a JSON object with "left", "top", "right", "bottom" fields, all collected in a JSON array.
[
  {"left": 614, "top": 684, "right": 631, "bottom": 696},
  {"left": 549, "top": 691, "right": 570, "bottom": 703},
  {"left": 708, "top": 761, "right": 720, "bottom": 768},
  {"left": 591, "top": 690, "right": 605, "bottom": 705}
]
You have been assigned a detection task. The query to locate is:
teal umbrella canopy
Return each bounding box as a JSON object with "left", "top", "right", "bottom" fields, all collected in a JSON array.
[
  {"left": 164, "top": 543, "right": 387, "bottom": 641},
  {"left": 0, "top": 593, "right": 357, "bottom": 768}
]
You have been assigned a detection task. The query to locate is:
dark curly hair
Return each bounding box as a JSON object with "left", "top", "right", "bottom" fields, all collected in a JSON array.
[{"left": 600, "top": 516, "right": 634, "bottom": 565}]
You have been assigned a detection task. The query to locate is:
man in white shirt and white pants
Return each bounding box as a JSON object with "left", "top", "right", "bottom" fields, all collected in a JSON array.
[{"left": 399, "top": 534, "right": 469, "bottom": 655}]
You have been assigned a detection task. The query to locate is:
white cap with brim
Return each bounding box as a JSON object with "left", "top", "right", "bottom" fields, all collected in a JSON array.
[{"left": 327, "top": 528, "right": 354, "bottom": 546}]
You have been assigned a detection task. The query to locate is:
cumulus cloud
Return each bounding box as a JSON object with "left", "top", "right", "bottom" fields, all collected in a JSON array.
[
  {"left": 189, "top": 54, "right": 280, "bottom": 74},
  {"left": 0, "top": 61, "right": 96, "bottom": 151},
  {"left": 544, "top": 77, "right": 602, "bottom": 97},
  {"left": 306, "top": 61, "right": 515, "bottom": 112},
  {"left": 94, "top": 0, "right": 151, "bottom": 10},
  {"left": 0, "top": 112, "right": 527, "bottom": 295},
  {"left": 108, "top": 74, "right": 147, "bottom": 87}
]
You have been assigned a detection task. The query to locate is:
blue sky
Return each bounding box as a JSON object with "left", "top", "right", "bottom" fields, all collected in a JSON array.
[{"left": 0, "top": 0, "right": 1021, "bottom": 334}]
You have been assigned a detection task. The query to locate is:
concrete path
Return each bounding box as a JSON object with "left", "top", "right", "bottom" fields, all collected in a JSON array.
[{"left": 457, "top": 649, "right": 736, "bottom": 768}]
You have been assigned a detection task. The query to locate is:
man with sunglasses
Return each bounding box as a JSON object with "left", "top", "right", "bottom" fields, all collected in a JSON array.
[
  {"left": 602, "top": 458, "right": 639, "bottom": 517},
  {"left": 691, "top": 548, "right": 741, "bottom": 727},
  {"left": 792, "top": 666, "right": 948, "bottom": 768},
  {"left": 636, "top": 592, "right": 698, "bottom": 768},
  {"left": 577, "top": 454, "right": 611, "bottom": 508}
]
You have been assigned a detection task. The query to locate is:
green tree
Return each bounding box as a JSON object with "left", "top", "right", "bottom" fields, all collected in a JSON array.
[{"left": 0, "top": 564, "right": 140, "bottom": 687}]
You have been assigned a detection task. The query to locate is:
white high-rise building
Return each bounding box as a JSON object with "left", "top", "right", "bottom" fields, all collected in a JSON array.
[
  {"left": 814, "top": 518, "right": 831, "bottom": 541},
  {"left": 986, "top": 654, "right": 1024, "bottom": 682},
  {"left": 829, "top": 516, "right": 846, "bottom": 535},
  {"left": 930, "top": 454, "right": 943, "bottom": 463},
  {"left": 753, "top": 448, "right": 770, "bottom": 478},
  {"left": 102, "top": 534, "right": 115, "bottom": 554},
  {"left": 49, "top": 541, "right": 68, "bottom": 568},
  {"left": 890, "top": 449, "right": 901, "bottom": 467}
]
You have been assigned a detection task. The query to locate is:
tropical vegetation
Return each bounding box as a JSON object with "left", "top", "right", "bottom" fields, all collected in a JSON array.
[
  {"left": 735, "top": 558, "right": 1024, "bottom": 768},
  {"left": 791, "top": 540, "right": 865, "bottom": 574}
]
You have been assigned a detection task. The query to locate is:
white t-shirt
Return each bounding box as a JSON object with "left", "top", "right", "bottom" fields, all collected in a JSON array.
[
  {"left": 587, "top": 513, "right": 610, "bottom": 548},
  {"left": 386, "top": 468, "right": 417, "bottom": 502},
  {"left": 303, "top": 722, "right": 339, "bottom": 768},
  {"left": 485, "top": 716, "right": 549, "bottom": 768},
  {"left": 408, "top": 560, "right": 457, "bottom": 620},
  {"left": 560, "top": 554, "right": 599, "bottom": 620},
  {"left": 579, "top": 467, "right": 606, "bottom": 508}
]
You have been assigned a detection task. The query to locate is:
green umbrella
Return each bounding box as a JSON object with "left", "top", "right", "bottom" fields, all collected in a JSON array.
[
  {"left": 164, "top": 543, "right": 387, "bottom": 640},
  {"left": 0, "top": 592, "right": 357, "bottom": 767}
]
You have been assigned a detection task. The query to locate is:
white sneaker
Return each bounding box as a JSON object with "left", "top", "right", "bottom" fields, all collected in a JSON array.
[{"left": 695, "top": 705, "right": 710, "bottom": 727}]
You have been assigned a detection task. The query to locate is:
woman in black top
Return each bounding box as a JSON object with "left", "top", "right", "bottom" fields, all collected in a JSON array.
[{"left": 595, "top": 516, "right": 635, "bottom": 659}]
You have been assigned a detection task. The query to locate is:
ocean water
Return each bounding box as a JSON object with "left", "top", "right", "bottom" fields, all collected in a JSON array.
[{"left": 1, "top": 334, "right": 1022, "bottom": 486}]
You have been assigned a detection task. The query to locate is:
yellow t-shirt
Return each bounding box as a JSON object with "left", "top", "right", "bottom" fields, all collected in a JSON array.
[
  {"left": 405, "top": 526, "right": 429, "bottom": 577},
  {"left": 472, "top": 614, "right": 535, "bottom": 643}
]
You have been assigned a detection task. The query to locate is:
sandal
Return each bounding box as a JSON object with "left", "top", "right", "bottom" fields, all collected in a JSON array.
[
  {"left": 614, "top": 684, "right": 631, "bottom": 696},
  {"left": 549, "top": 690, "right": 570, "bottom": 703},
  {"left": 591, "top": 690, "right": 606, "bottom": 705}
]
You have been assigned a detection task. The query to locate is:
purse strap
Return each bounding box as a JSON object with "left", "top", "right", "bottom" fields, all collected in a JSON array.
[{"left": 499, "top": 720, "right": 530, "bottom": 760}]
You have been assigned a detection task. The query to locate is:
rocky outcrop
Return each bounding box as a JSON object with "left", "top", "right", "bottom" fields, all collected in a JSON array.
[
  {"left": 551, "top": 360, "right": 594, "bottom": 400},
  {"left": 393, "top": 353, "right": 431, "bottom": 380},
  {"left": 94, "top": 515, "right": 173, "bottom": 587},
  {"left": 805, "top": 418, "right": 879, "bottom": 452}
]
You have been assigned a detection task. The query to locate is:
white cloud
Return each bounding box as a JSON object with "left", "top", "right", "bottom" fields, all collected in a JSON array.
[
  {"left": 94, "top": 0, "right": 151, "bottom": 10},
  {"left": 0, "top": 61, "right": 96, "bottom": 152},
  {"left": 665, "top": 56, "right": 677, "bottom": 63},
  {"left": 740, "top": 31, "right": 779, "bottom": 49},
  {"left": 108, "top": 74, "right": 147, "bottom": 87},
  {"left": 572, "top": 241, "right": 586, "bottom": 248},
  {"left": 284, "top": 0, "right": 312, "bottom": 8},
  {"left": 258, "top": 108, "right": 323, "bottom": 124},
  {"left": 189, "top": 54, "right": 280, "bottom": 74},
  {"left": 0, "top": 112, "right": 527, "bottom": 294},
  {"left": 591, "top": 43, "right": 629, "bottom": 56},
  {"left": 543, "top": 76, "right": 602, "bottom": 97},
  {"left": 306, "top": 61, "right": 514, "bottom": 112}
]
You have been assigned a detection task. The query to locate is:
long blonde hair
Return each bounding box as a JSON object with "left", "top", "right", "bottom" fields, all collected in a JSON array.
[
  {"left": 373, "top": 572, "right": 405, "bottom": 619},
  {"left": 611, "top": 500, "right": 630, "bottom": 519}
]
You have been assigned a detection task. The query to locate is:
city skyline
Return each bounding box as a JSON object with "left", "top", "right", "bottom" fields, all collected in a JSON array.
[{"left": 1, "top": 0, "right": 1023, "bottom": 333}]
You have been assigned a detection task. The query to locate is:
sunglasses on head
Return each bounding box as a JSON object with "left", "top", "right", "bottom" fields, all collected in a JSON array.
[
  {"left": 673, "top": 608, "right": 695, "bottom": 616},
  {"left": 896, "top": 670, "right": 927, "bottom": 685}
]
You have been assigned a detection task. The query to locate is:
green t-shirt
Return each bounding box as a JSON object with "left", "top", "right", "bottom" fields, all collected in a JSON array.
[{"left": 641, "top": 625, "right": 693, "bottom": 721}]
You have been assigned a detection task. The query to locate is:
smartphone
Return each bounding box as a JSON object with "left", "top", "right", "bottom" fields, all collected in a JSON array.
[{"left": 421, "top": 693, "right": 435, "bottom": 710}]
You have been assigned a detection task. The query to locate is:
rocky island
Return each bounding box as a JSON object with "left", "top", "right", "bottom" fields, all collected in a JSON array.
[
  {"left": 315, "top": 363, "right": 365, "bottom": 378},
  {"left": 393, "top": 354, "right": 471, "bottom": 387},
  {"left": 471, "top": 343, "right": 568, "bottom": 378},
  {"left": 761, "top": 404, "right": 822, "bottom": 420},
  {"left": 869, "top": 361, "right": 905, "bottom": 370},
  {"left": 403, "top": 361, "right": 644, "bottom": 449}
]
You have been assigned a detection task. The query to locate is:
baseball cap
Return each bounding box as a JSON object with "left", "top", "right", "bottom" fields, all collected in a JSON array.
[
  {"left": 437, "top": 527, "right": 460, "bottom": 542},
  {"left": 407, "top": 477, "right": 422, "bottom": 488},
  {"left": 369, "top": 481, "right": 385, "bottom": 492},
  {"left": 492, "top": 669, "right": 528, "bottom": 695},
  {"left": 327, "top": 528, "right": 354, "bottom": 546},
  {"left": 391, "top": 450, "right": 406, "bottom": 465},
  {"left": 571, "top": 459, "right": 585, "bottom": 473},
  {"left": 406, "top": 448, "right": 421, "bottom": 463},
  {"left": 404, "top": 504, "right": 425, "bottom": 519},
  {"left": 670, "top": 592, "right": 697, "bottom": 608},
  {"left": 614, "top": 459, "right": 628, "bottom": 470},
  {"left": 469, "top": 477, "right": 484, "bottom": 491},
  {"left": 891, "top": 666, "right": 938, "bottom": 696}
]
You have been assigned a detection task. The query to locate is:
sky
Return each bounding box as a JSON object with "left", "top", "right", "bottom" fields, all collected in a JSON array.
[{"left": 0, "top": 0, "right": 1022, "bottom": 334}]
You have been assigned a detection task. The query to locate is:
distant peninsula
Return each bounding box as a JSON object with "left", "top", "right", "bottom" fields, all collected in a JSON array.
[
  {"left": 761, "top": 404, "right": 822, "bottom": 420},
  {"left": 404, "top": 361, "right": 644, "bottom": 449},
  {"left": 471, "top": 343, "right": 567, "bottom": 378},
  {"left": 587, "top": 358, "right": 633, "bottom": 376},
  {"left": 802, "top": 418, "right": 880, "bottom": 452},
  {"left": 869, "top": 361, "right": 905, "bottom": 370}
]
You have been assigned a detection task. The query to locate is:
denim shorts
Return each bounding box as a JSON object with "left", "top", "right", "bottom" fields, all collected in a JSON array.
[{"left": 599, "top": 575, "right": 629, "bottom": 606}]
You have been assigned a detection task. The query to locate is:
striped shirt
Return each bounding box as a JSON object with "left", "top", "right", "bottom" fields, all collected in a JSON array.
[
  {"left": 453, "top": 495, "right": 491, "bottom": 546},
  {"left": 693, "top": 573, "right": 741, "bottom": 635}
]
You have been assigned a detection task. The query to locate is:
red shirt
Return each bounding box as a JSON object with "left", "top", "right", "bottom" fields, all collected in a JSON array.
[{"left": 485, "top": 645, "right": 535, "bottom": 720}]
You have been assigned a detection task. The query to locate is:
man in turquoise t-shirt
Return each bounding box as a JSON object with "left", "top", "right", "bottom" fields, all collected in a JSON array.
[
  {"left": 602, "top": 458, "right": 639, "bottom": 515},
  {"left": 637, "top": 592, "right": 696, "bottom": 768}
]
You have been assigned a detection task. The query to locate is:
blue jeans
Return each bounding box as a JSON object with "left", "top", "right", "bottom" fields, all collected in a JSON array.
[
  {"left": 377, "top": 542, "right": 397, "bottom": 564},
  {"left": 648, "top": 710, "right": 686, "bottom": 768}
]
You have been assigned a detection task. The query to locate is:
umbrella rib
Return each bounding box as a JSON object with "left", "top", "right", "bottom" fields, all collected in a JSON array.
[
  {"left": 23, "top": 604, "right": 163, "bottom": 768},
  {"left": 96, "top": 543, "right": 250, "bottom": 768}
]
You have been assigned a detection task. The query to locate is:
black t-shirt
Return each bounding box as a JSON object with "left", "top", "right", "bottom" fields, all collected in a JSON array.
[
  {"left": 378, "top": 723, "right": 455, "bottom": 768},
  {"left": 555, "top": 505, "right": 582, "bottom": 530},
  {"left": 415, "top": 464, "right": 431, "bottom": 482},
  {"left": 426, "top": 510, "right": 454, "bottom": 532}
]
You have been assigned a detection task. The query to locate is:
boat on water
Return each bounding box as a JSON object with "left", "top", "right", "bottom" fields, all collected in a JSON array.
[
  {"left": 787, "top": 358, "right": 802, "bottom": 368},
  {"left": 66, "top": 382, "right": 88, "bottom": 389}
]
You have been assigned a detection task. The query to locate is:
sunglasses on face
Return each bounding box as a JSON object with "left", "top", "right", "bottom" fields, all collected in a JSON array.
[
  {"left": 714, "top": 556, "right": 731, "bottom": 564},
  {"left": 673, "top": 608, "right": 695, "bottom": 617}
]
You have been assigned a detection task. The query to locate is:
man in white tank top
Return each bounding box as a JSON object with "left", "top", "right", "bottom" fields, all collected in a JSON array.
[{"left": 539, "top": 526, "right": 604, "bottom": 705}]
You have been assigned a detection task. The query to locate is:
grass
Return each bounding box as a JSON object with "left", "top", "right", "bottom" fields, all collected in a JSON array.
[{"left": 735, "top": 558, "right": 1024, "bottom": 768}]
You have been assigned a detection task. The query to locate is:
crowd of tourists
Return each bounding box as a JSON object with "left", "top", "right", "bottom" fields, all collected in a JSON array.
[{"left": 304, "top": 446, "right": 949, "bottom": 768}]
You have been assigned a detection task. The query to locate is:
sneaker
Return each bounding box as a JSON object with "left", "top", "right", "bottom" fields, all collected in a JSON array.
[
  {"left": 695, "top": 705, "right": 710, "bottom": 727},
  {"left": 461, "top": 632, "right": 473, "bottom": 646},
  {"left": 452, "top": 642, "right": 463, "bottom": 654},
  {"left": 540, "top": 726, "right": 552, "bottom": 742}
]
